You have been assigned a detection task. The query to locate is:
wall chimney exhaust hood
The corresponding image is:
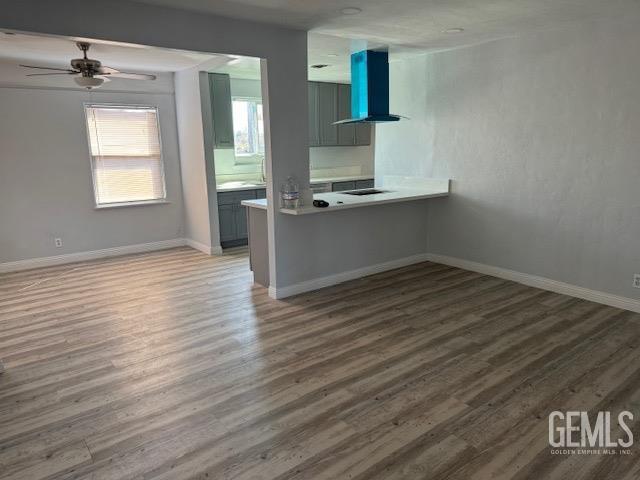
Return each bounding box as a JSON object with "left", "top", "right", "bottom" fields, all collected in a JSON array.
[{"left": 334, "top": 50, "right": 402, "bottom": 124}]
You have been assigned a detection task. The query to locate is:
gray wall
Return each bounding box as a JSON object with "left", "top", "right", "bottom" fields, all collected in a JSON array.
[
  {"left": 377, "top": 14, "right": 640, "bottom": 300},
  {"left": 0, "top": 0, "right": 310, "bottom": 289},
  {"left": 0, "top": 84, "right": 183, "bottom": 263},
  {"left": 276, "top": 201, "right": 431, "bottom": 286},
  {"left": 173, "top": 68, "right": 214, "bottom": 250}
]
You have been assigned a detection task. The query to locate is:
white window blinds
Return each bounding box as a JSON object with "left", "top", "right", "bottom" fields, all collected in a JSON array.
[{"left": 85, "top": 105, "right": 166, "bottom": 205}]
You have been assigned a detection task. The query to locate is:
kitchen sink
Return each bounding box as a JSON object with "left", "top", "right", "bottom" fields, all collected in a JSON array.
[{"left": 340, "top": 189, "right": 388, "bottom": 196}]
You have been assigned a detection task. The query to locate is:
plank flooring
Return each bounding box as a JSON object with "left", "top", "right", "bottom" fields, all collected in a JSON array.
[{"left": 0, "top": 247, "right": 639, "bottom": 479}]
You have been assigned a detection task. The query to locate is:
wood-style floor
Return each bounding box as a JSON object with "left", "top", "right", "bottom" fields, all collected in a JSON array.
[{"left": 1, "top": 247, "right": 640, "bottom": 480}]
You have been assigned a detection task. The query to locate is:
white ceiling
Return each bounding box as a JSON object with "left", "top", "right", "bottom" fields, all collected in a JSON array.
[
  {"left": 0, "top": 31, "right": 265, "bottom": 87},
  {"left": 128, "top": 0, "right": 640, "bottom": 81},
  {"left": 2, "top": 0, "right": 639, "bottom": 84},
  {"left": 0, "top": 33, "right": 221, "bottom": 73},
  {"left": 130, "top": 0, "right": 640, "bottom": 50}
]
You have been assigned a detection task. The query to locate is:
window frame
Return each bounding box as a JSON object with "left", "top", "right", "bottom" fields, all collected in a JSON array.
[
  {"left": 231, "top": 96, "right": 265, "bottom": 159},
  {"left": 83, "top": 102, "right": 168, "bottom": 209}
]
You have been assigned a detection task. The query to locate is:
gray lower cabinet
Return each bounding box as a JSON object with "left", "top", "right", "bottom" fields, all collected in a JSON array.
[
  {"left": 217, "top": 204, "right": 237, "bottom": 243},
  {"left": 236, "top": 204, "right": 248, "bottom": 240},
  {"left": 218, "top": 189, "right": 260, "bottom": 248},
  {"left": 332, "top": 181, "right": 356, "bottom": 192},
  {"left": 331, "top": 179, "right": 374, "bottom": 192},
  {"left": 355, "top": 179, "right": 375, "bottom": 189}
]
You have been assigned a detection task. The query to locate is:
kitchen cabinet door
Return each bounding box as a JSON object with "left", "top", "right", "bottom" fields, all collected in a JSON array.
[
  {"left": 355, "top": 121, "right": 371, "bottom": 146},
  {"left": 337, "top": 83, "right": 355, "bottom": 146},
  {"left": 355, "top": 179, "right": 375, "bottom": 189},
  {"left": 308, "top": 82, "right": 320, "bottom": 147},
  {"left": 317, "top": 82, "right": 338, "bottom": 146},
  {"left": 332, "top": 181, "right": 356, "bottom": 192},
  {"left": 218, "top": 204, "right": 237, "bottom": 242},
  {"left": 235, "top": 205, "right": 249, "bottom": 239},
  {"left": 210, "top": 73, "right": 235, "bottom": 149}
]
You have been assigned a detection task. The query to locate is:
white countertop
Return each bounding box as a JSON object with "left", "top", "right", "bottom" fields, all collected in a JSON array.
[
  {"left": 242, "top": 183, "right": 449, "bottom": 214},
  {"left": 216, "top": 175, "right": 374, "bottom": 192},
  {"left": 216, "top": 181, "right": 267, "bottom": 192},
  {"left": 242, "top": 198, "right": 268, "bottom": 210}
]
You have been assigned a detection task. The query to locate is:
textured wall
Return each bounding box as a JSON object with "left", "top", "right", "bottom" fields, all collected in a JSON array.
[{"left": 377, "top": 14, "right": 640, "bottom": 299}]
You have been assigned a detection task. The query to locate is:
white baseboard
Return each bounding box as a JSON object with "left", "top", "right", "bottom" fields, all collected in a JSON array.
[
  {"left": 425, "top": 253, "right": 640, "bottom": 314},
  {"left": 268, "top": 252, "right": 432, "bottom": 300},
  {"left": 269, "top": 250, "right": 640, "bottom": 313},
  {"left": 5, "top": 240, "right": 637, "bottom": 314},
  {"left": 184, "top": 238, "right": 222, "bottom": 256},
  {"left": 0, "top": 239, "right": 186, "bottom": 273}
]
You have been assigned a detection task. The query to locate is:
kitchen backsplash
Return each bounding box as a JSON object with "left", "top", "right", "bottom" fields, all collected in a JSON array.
[
  {"left": 215, "top": 145, "right": 375, "bottom": 185},
  {"left": 214, "top": 148, "right": 264, "bottom": 184}
]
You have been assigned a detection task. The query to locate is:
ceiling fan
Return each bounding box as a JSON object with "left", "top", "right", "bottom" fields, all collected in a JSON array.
[{"left": 21, "top": 42, "right": 157, "bottom": 89}]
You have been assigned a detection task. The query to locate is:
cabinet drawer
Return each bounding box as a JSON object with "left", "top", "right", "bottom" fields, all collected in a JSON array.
[
  {"left": 311, "top": 182, "right": 331, "bottom": 194},
  {"left": 355, "top": 179, "right": 374, "bottom": 189},
  {"left": 332, "top": 181, "right": 356, "bottom": 192},
  {"left": 217, "top": 190, "right": 256, "bottom": 205}
]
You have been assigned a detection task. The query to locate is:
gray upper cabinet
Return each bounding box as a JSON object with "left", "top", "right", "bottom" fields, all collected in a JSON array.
[
  {"left": 355, "top": 121, "right": 371, "bottom": 146},
  {"left": 308, "top": 81, "right": 370, "bottom": 147},
  {"left": 210, "top": 73, "right": 234, "bottom": 149},
  {"left": 337, "top": 83, "right": 356, "bottom": 146},
  {"left": 317, "top": 82, "right": 338, "bottom": 146},
  {"left": 308, "top": 83, "right": 320, "bottom": 147}
]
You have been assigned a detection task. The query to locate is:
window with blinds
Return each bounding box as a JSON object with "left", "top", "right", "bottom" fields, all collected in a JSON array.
[{"left": 85, "top": 104, "right": 166, "bottom": 206}]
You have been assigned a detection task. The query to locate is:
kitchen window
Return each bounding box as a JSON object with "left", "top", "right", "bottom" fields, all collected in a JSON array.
[
  {"left": 232, "top": 98, "right": 264, "bottom": 156},
  {"left": 85, "top": 104, "right": 166, "bottom": 207}
]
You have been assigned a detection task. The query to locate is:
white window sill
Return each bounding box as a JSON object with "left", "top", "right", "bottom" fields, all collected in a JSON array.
[{"left": 94, "top": 200, "right": 170, "bottom": 210}]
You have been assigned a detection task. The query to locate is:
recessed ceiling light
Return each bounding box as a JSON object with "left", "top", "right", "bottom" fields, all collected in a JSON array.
[
  {"left": 444, "top": 27, "right": 464, "bottom": 34},
  {"left": 340, "top": 7, "right": 362, "bottom": 15}
]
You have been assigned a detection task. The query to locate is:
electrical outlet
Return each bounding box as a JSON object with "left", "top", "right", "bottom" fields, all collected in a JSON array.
[
  {"left": 54, "top": 237, "right": 63, "bottom": 248},
  {"left": 634, "top": 274, "right": 640, "bottom": 289}
]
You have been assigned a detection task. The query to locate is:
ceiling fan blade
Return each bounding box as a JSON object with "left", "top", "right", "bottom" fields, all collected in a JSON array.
[
  {"left": 103, "top": 71, "right": 157, "bottom": 81},
  {"left": 20, "top": 64, "right": 76, "bottom": 73},
  {"left": 98, "top": 66, "right": 120, "bottom": 74},
  {"left": 26, "top": 72, "right": 78, "bottom": 76}
]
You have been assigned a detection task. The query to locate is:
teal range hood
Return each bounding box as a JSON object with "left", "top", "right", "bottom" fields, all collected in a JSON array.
[{"left": 334, "top": 50, "right": 401, "bottom": 124}]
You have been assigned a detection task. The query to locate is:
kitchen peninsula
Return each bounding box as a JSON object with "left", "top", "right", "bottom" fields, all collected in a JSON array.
[{"left": 242, "top": 177, "right": 450, "bottom": 288}]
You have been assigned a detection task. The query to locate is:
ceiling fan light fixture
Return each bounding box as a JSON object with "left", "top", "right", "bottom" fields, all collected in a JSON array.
[{"left": 74, "top": 76, "right": 104, "bottom": 89}]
